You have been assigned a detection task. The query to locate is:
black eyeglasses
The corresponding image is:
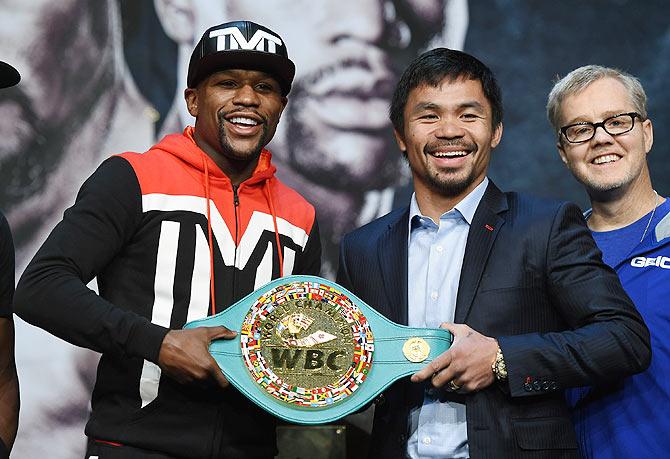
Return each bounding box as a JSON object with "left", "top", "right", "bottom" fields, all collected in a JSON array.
[{"left": 560, "top": 112, "right": 643, "bottom": 144}]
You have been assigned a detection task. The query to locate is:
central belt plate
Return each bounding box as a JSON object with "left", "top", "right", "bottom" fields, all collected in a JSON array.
[{"left": 240, "top": 282, "right": 374, "bottom": 408}]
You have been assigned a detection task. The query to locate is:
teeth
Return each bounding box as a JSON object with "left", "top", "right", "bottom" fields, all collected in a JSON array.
[
  {"left": 230, "top": 117, "right": 259, "bottom": 126},
  {"left": 593, "top": 154, "right": 619, "bottom": 165},
  {"left": 432, "top": 150, "right": 468, "bottom": 158}
]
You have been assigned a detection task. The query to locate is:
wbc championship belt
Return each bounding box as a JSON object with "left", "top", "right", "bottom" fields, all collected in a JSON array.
[{"left": 184, "top": 275, "right": 452, "bottom": 425}]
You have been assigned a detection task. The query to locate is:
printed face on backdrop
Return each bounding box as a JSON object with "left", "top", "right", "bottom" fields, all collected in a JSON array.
[
  {"left": 2, "top": 3, "right": 121, "bottom": 457},
  {"left": 0, "top": 0, "right": 118, "bottom": 255},
  {"left": 221, "top": 0, "right": 450, "bottom": 190},
  {"left": 557, "top": 77, "right": 653, "bottom": 197}
]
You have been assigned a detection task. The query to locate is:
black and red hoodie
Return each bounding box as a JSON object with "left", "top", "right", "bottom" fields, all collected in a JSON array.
[{"left": 15, "top": 127, "right": 321, "bottom": 457}]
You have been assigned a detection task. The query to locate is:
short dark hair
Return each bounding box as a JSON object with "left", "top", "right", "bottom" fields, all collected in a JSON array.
[{"left": 389, "top": 48, "right": 503, "bottom": 134}]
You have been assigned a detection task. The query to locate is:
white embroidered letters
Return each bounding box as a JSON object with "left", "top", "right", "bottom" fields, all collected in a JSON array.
[{"left": 210, "top": 27, "right": 282, "bottom": 53}]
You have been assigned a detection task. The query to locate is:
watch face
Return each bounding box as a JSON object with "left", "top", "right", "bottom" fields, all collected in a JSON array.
[{"left": 240, "top": 280, "right": 374, "bottom": 408}]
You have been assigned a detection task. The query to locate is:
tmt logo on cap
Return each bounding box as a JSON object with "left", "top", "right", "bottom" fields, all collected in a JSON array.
[
  {"left": 187, "top": 20, "right": 295, "bottom": 95},
  {"left": 210, "top": 26, "right": 283, "bottom": 54}
]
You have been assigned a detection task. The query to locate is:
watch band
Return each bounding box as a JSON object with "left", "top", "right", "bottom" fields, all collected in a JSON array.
[
  {"left": 492, "top": 345, "right": 508, "bottom": 381},
  {"left": 184, "top": 275, "right": 452, "bottom": 425}
]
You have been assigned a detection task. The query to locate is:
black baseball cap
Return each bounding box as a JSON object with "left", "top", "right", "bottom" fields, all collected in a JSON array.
[
  {"left": 187, "top": 20, "right": 295, "bottom": 96},
  {"left": 0, "top": 61, "right": 20, "bottom": 88}
]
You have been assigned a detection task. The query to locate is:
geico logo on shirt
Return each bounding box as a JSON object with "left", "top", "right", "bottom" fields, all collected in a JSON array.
[{"left": 630, "top": 256, "right": 670, "bottom": 269}]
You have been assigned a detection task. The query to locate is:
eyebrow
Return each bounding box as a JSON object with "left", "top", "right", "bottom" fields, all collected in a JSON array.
[
  {"left": 410, "top": 102, "right": 441, "bottom": 113},
  {"left": 564, "top": 110, "right": 631, "bottom": 125},
  {"left": 458, "top": 101, "right": 486, "bottom": 112},
  {"left": 409, "top": 100, "right": 486, "bottom": 115}
]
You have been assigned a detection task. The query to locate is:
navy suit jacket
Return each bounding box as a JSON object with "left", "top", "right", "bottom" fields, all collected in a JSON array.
[{"left": 337, "top": 182, "right": 650, "bottom": 459}]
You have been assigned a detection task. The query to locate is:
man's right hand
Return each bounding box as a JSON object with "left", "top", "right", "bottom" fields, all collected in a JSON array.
[{"left": 157, "top": 326, "right": 237, "bottom": 389}]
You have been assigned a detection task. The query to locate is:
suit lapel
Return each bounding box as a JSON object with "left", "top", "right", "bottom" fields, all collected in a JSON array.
[
  {"left": 455, "top": 182, "right": 508, "bottom": 323},
  {"left": 378, "top": 208, "right": 410, "bottom": 325}
]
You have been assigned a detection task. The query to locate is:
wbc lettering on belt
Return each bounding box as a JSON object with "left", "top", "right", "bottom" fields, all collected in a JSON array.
[
  {"left": 261, "top": 299, "right": 353, "bottom": 384},
  {"left": 240, "top": 282, "right": 375, "bottom": 408}
]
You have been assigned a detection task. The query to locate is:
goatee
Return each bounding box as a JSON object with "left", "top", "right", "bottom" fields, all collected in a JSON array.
[{"left": 217, "top": 111, "right": 268, "bottom": 161}]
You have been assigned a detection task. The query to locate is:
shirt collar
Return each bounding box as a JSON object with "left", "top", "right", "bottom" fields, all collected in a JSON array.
[{"left": 409, "top": 177, "right": 489, "bottom": 228}]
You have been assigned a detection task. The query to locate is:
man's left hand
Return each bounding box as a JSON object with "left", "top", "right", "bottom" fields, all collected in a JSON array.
[{"left": 411, "top": 323, "right": 498, "bottom": 393}]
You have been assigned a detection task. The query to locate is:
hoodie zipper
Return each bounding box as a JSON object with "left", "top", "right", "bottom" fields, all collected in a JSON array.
[
  {"left": 232, "top": 184, "right": 240, "bottom": 299},
  {"left": 233, "top": 184, "right": 240, "bottom": 208}
]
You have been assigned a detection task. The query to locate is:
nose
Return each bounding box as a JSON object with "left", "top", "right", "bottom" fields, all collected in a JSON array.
[
  {"left": 434, "top": 118, "right": 466, "bottom": 139},
  {"left": 232, "top": 84, "right": 261, "bottom": 107},
  {"left": 590, "top": 124, "right": 614, "bottom": 145},
  {"left": 328, "top": 0, "right": 387, "bottom": 45}
]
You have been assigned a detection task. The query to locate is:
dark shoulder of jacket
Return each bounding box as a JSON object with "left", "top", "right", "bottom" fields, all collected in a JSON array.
[
  {"left": 340, "top": 206, "right": 408, "bottom": 251},
  {"left": 503, "top": 191, "right": 583, "bottom": 223},
  {"left": 75, "top": 156, "right": 143, "bottom": 221},
  {"left": 81, "top": 155, "right": 140, "bottom": 188},
  {"left": 347, "top": 206, "right": 408, "bottom": 238}
]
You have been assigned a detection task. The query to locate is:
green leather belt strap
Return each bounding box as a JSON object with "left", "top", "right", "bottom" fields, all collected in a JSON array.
[{"left": 184, "top": 275, "right": 452, "bottom": 425}]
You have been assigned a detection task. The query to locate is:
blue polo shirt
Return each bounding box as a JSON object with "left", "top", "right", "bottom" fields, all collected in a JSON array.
[{"left": 569, "top": 198, "right": 670, "bottom": 458}]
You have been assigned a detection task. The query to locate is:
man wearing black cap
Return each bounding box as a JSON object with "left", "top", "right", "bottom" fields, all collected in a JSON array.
[
  {"left": 14, "top": 21, "right": 321, "bottom": 458},
  {"left": 0, "top": 60, "right": 20, "bottom": 459}
]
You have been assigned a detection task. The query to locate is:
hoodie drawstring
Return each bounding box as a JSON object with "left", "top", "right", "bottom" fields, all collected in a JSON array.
[
  {"left": 264, "top": 181, "right": 284, "bottom": 278},
  {"left": 200, "top": 154, "right": 217, "bottom": 316},
  {"left": 200, "top": 154, "right": 285, "bottom": 317}
]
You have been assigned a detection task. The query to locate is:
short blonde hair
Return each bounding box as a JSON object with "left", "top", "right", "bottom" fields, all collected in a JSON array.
[{"left": 546, "top": 65, "right": 647, "bottom": 140}]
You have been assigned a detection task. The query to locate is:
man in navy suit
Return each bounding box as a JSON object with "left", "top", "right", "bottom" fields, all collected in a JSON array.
[{"left": 336, "top": 48, "right": 651, "bottom": 458}]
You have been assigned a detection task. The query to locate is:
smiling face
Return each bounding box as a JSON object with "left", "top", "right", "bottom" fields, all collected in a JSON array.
[
  {"left": 557, "top": 77, "right": 653, "bottom": 197},
  {"left": 186, "top": 68, "right": 287, "bottom": 181},
  {"left": 395, "top": 77, "right": 502, "bottom": 203}
]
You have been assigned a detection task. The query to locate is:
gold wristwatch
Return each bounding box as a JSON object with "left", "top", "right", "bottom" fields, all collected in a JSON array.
[{"left": 491, "top": 345, "right": 508, "bottom": 381}]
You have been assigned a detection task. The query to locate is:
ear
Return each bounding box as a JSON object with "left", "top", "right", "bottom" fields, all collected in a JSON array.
[
  {"left": 642, "top": 118, "right": 654, "bottom": 154},
  {"left": 271, "top": 96, "right": 289, "bottom": 125},
  {"left": 279, "top": 95, "right": 288, "bottom": 116},
  {"left": 154, "top": 0, "right": 196, "bottom": 43},
  {"left": 393, "top": 128, "right": 407, "bottom": 154},
  {"left": 557, "top": 139, "right": 569, "bottom": 165},
  {"left": 184, "top": 88, "right": 198, "bottom": 117},
  {"left": 490, "top": 123, "right": 503, "bottom": 149}
]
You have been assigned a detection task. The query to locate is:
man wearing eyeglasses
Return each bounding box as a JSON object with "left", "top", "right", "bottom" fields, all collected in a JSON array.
[{"left": 547, "top": 65, "right": 670, "bottom": 458}]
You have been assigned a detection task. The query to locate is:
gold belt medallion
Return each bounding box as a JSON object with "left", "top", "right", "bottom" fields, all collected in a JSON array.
[
  {"left": 402, "top": 337, "right": 430, "bottom": 363},
  {"left": 240, "top": 281, "right": 374, "bottom": 408}
]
